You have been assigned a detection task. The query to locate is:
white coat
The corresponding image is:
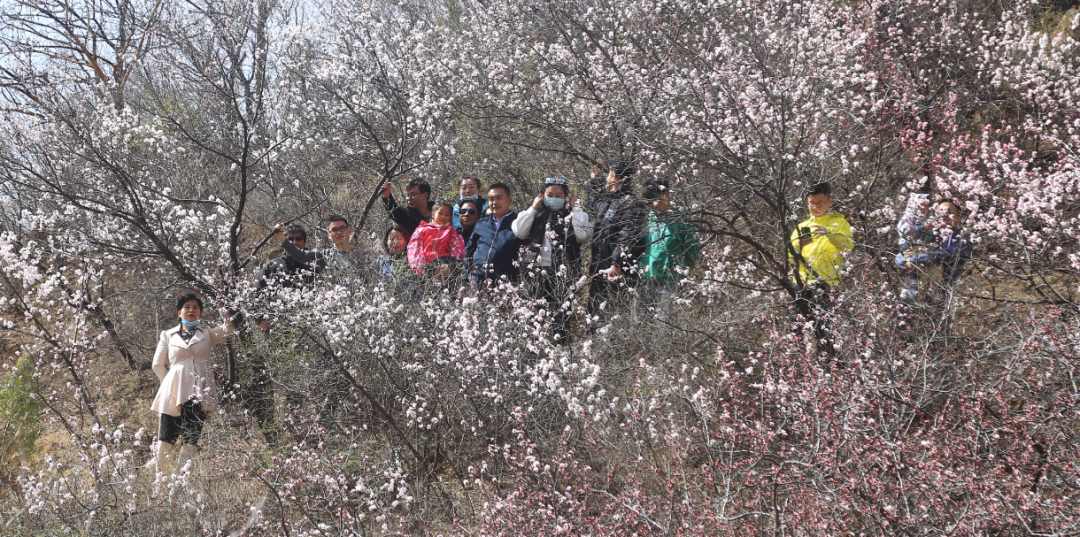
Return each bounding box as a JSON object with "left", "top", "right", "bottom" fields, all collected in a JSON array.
[{"left": 150, "top": 323, "right": 234, "bottom": 417}]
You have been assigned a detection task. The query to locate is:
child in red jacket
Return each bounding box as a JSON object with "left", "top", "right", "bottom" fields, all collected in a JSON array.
[{"left": 407, "top": 202, "right": 466, "bottom": 280}]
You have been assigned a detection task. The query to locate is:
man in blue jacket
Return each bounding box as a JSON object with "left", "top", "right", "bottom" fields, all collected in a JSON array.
[
  {"left": 467, "top": 182, "right": 521, "bottom": 286},
  {"left": 895, "top": 199, "right": 971, "bottom": 308}
]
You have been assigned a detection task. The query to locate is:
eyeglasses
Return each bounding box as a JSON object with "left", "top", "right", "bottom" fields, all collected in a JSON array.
[
  {"left": 459, "top": 208, "right": 478, "bottom": 216},
  {"left": 544, "top": 177, "right": 566, "bottom": 185},
  {"left": 405, "top": 191, "right": 425, "bottom": 199},
  {"left": 328, "top": 225, "right": 349, "bottom": 234}
]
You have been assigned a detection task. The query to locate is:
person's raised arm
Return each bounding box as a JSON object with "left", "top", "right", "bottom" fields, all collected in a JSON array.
[
  {"left": 222, "top": 301, "right": 238, "bottom": 332},
  {"left": 210, "top": 301, "right": 238, "bottom": 345},
  {"left": 274, "top": 222, "right": 319, "bottom": 264},
  {"left": 511, "top": 196, "right": 542, "bottom": 240},
  {"left": 382, "top": 181, "right": 400, "bottom": 212},
  {"left": 380, "top": 182, "right": 419, "bottom": 231}
]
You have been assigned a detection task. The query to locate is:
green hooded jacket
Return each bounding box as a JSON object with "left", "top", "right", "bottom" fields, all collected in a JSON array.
[{"left": 638, "top": 210, "right": 702, "bottom": 284}]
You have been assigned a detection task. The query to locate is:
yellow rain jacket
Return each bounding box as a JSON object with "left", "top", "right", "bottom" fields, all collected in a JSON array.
[{"left": 788, "top": 211, "right": 854, "bottom": 287}]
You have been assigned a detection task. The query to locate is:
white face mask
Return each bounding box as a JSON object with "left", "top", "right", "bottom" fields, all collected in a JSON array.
[
  {"left": 460, "top": 194, "right": 480, "bottom": 201},
  {"left": 544, "top": 197, "right": 566, "bottom": 211}
]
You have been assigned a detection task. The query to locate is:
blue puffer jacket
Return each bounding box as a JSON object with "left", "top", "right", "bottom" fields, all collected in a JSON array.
[{"left": 467, "top": 211, "right": 521, "bottom": 281}]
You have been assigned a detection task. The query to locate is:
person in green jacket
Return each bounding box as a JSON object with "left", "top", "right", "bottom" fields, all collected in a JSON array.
[
  {"left": 634, "top": 178, "right": 702, "bottom": 326},
  {"left": 787, "top": 181, "right": 854, "bottom": 355}
]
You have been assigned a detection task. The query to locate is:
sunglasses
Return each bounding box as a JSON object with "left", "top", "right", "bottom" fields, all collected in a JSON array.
[
  {"left": 459, "top": 208, "right": 479, "bottom": 216},
  {"left": 544, "top": 177, "right": 566, "bottom": 185},
  {"left": 287, "top": 235, "right": 305, "bottom": 242}
]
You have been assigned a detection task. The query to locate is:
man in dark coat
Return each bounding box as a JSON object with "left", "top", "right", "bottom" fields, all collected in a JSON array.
[
  {"left": 380, "top": 178, "right": 434, "bottom": 238},
  {"left": 586, "top": 160, "right": 646, "bottom": 329},
  {"left": 254, "top": 225, "right": 321, "bottom": 331}
]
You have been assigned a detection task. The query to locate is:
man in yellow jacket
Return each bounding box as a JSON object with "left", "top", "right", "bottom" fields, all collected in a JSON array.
[{"left": 788, "top": 182, "right": 853, "bottom": 355}]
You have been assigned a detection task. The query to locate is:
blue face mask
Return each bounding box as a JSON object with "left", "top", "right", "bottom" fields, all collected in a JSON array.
[
  {"left": 460, "top": 194, "right": 480, "bottom": 202},
  {"left": 544, "top": 197, "right": 566, "bottom": 211},
  {"left": 180, "top": 319, "right": 201, "bottom": 328}
]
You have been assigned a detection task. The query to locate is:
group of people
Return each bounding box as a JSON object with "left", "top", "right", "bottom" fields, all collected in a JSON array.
[
  {"left": 252, "top": 161, "right": 704, "bottom": 337},
  {"left": 147, "top": 168, "right": 970, "bottom": 481}
]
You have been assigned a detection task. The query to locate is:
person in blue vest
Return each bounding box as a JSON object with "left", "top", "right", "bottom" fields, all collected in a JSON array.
[{"left": 466, "top": 182, "right": 522, "bottom": 288}]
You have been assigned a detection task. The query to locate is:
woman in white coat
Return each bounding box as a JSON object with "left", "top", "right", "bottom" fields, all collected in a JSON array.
[{"left": 151, "top": 293, "right": 236, "bottom": 476}]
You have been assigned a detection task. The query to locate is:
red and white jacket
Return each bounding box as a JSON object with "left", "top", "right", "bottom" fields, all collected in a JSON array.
[{"left": 406, "top": 221, "right": 466, "bottom": 274}]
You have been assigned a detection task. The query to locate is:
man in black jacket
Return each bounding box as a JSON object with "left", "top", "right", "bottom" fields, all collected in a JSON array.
[
  {"left": 254, "top": 225, "right": 321, "bottom": 331},
  {"left": 380, "top": 178, "right": 434, "bottom": 238},
  {"left": 586, "top": 161, "right": 645, "bottom": 329},
  {"left": 512, "top": 177, "right": 593, "bottom": 342},
  {"left": 252, "top": 224, "right": 323, "bottom": 435}
]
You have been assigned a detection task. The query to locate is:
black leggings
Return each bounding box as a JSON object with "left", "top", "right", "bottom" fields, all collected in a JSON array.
[
  {"left": 159, "top": 401, "right": 207, "bottom": 445},
  {"left": 787, "top": 284, "right": 836, "bottom": 356}
]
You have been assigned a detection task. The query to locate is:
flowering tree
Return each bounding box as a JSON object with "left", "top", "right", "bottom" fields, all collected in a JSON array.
[{"left": 0, "top": 0, "right": 1078, "bottom": 534}]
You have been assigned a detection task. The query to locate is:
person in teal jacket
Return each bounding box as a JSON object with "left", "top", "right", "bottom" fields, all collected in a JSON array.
[{"left": 634, "top": 178, "right": 702, "bottom": 326}]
